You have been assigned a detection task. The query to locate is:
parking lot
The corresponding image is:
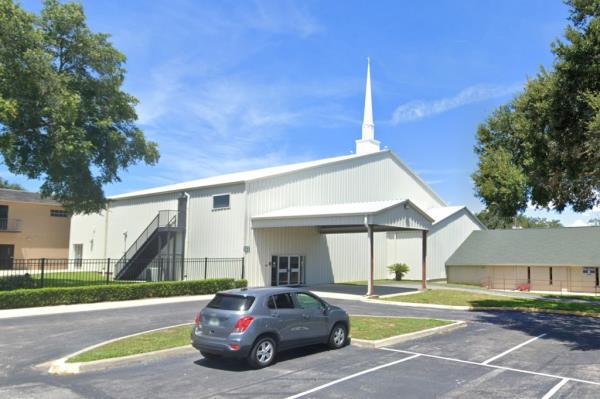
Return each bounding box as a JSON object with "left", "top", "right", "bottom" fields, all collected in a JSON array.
[{"left": 1, "top": 298, "right": 599, "bottom": 398}]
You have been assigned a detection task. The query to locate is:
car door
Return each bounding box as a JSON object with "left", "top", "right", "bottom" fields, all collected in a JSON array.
[
  {"left": 293, "top": 292, "right": 329, "bottom": 342},
  {"left": 268, "top": 293, "right": 306, "bottom": 347}
]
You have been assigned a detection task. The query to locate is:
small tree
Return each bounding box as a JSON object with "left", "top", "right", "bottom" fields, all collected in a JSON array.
[{"left": 387, "top": 263, "right": 410, "bottom": 281}]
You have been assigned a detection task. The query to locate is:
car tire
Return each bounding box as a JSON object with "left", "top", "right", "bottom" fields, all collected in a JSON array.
[
  {"left": 328, "top": 323, "right": 347, "bottom": 349},
  {"left": 247, "top": 336, "right": 277, "bottom": 369},
  {"left": 200, "top": 351, "right": 221, "bottom": 360}
]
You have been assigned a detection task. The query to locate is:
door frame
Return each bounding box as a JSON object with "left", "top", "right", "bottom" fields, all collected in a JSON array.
[{"left": 271, "top": 255, "right": 305, "bottom": 286}]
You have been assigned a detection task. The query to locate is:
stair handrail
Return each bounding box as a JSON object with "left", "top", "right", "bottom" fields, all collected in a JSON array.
[{"left": 113, "top": 210, "right": 180, "bottom": 277}]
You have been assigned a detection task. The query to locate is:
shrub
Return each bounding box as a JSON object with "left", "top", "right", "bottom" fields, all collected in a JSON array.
[
  {"left": 0, "top": 274, "right": 37, "bottom": 290},
  {"left": 0, "top": 278, "right": 247, "bottom": 310},
  {"left": 387, "top": 263, "right": 410, "bottom": 281}
]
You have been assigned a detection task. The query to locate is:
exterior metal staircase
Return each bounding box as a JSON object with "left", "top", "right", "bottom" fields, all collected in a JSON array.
[{"left": 113, "top": 210, "right": 185, "bottom": 280}]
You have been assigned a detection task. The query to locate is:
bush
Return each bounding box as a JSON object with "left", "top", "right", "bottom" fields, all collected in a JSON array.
[
  {"left": 387, "top": 263, "right": 410, "bottom": 281},
  {"left": 0, "top": 278, "right": 247, "bottom": 310},
  {"left": 0, "top": 274, "right": 37, "bottom": 290}
]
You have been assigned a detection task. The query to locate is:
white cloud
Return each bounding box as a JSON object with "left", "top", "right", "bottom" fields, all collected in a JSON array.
[
  {"left": 391, "top": 83, "right": 522, "bottom": 124},
  {"left": 568, "top": 219, "right": 589, "bottom": 227}
]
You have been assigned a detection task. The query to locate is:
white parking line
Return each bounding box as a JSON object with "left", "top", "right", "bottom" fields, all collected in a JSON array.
[
  {"left": 482, "top": 333, "right": 546, "bottom": 365},
  {"left": 380, "top": 348, "right": 600, "bottom": 387},
  {"left": 541, "top": 378, "right": 570, "bottom": 399},
  {"left": 285, "top": 354, "right": 420, "bottom": 399}
]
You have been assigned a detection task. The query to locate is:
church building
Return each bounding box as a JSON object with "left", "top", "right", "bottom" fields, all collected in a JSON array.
[{"left": 69, "top": 61, "right": 484, "bottom": 293}]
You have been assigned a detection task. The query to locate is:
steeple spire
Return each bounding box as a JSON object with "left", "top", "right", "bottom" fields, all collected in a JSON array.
[
  {"left": 362, "top": 57, "right": 374, "bottom": 140},
  {"left": 355, "top": 58, "right": 381, "bottom": 154}
]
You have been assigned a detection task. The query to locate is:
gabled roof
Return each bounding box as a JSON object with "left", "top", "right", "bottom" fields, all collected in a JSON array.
[
  {"left": 109, "top": 150, "right": 447, "bottom": 206},
  {"left": 0, "top": 189, "right": 61, "bottom": 205},
  {"left": 446, "top": 227, "right": 600, "bottom": 267}
]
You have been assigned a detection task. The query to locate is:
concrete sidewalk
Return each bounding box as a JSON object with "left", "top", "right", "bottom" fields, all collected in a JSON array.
[{"left": 0, "top": 294, "right": 215, "bottom": 320}]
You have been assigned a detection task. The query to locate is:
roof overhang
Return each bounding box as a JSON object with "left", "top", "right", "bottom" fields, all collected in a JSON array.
[{"left": 252, "top": 200, "right": 433, "bottom": 233}]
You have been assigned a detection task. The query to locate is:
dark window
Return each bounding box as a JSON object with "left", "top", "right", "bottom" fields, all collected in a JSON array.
[
  {"left": 50, "top": 209, "right": 68, "bottom": 217},
  {"left": 207, "top": 294, "right": 254, "bottom": 311},
  {"left": 213, "top": 194, "right": 230, "bottom": 209},
  {"left": 549, "top": 267, "right": 553, "bottom": 285},
  {"left": 0, "top": 244, "right": 14, "bottom": 269},
  {"left": 267, "top": 296, "right": 276, "bottom": 309},
  {"left": 296, "top": 292, "right": 325, "bottom": 310},
  {"left": 272, "top": 293, "right": 294, "bottom": 309}
]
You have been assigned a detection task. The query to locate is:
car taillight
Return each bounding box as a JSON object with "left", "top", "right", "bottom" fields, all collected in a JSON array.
[
  {"left": 194, "top": 312, "right": 201, "bottom": 328},
  {"left": 233, "top": 316, "right": 254, "bottom": 333}
]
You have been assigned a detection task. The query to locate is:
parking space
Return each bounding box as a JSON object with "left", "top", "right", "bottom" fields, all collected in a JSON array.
[{"left": 1, "top": 298, "right": 599, "bottom": 398}]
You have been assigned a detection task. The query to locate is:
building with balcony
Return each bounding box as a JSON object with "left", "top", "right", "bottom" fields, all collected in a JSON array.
[{"left": 0, "top": 188, "right": 71, "bottom": 268}]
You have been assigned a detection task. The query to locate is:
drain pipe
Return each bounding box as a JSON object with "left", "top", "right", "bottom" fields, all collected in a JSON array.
[
  {"left": 364, "top": 216, "right": 375, "bottom": 297},
  {"left": 183, "top": 192, "right": 191, "bottom": 276}
]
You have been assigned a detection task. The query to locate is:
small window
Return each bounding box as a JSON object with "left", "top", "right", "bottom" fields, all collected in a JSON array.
[
  {"left": 51, "top": 209, "right": 68, "bottom": 217},
  {"left": 272, "top": 293, "right": 294, "bottom": 309},
  {"left": 296, "top": 292, "right": 325, "bottom": 311},
  {"left": 207, "top": 294, "right": 254, "bottom": 311},
  {"left": 212, "top": 194, "right": 230, "bottom": 210}
]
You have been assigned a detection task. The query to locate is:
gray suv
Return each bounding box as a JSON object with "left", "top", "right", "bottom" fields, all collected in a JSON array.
[{"left": 191, "top": 287, "right": 350, "bottom": 368}]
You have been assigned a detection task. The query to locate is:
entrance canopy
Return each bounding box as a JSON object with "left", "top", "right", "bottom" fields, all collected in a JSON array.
[
  {"left": 252, "top": 200, "right": 431, "bottom": 296},
  {"left": 251, "top": 199, "right": 433, "bottom": 233}
]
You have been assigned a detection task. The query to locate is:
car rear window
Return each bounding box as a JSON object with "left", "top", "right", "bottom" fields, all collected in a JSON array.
[{"left": 207, "top": 294, "right": 255, "bottom": 311}]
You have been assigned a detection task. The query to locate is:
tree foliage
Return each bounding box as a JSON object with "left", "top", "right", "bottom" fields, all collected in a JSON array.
[
  {"left": 0, "top": 177, "right": 23, "bottom": 190},
  {"left": 0, "top": 0, "right": 158, "bottom": 213},
  {"left": 476, "top": 209, "right": 563, "bottom": 230},
  {"left": 473, "top": 0, "right": 600, "bottom": 217}
]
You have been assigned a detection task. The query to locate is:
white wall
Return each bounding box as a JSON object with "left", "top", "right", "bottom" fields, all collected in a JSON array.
[
  {"left": 68, "top": 211, "right": 107, "bottom": 259},
  {"left": 185, "top": 183, "right": 246, "bottom": 258},
  {"left": 326, "top": 232, "right": 390, "bottom": 282}
]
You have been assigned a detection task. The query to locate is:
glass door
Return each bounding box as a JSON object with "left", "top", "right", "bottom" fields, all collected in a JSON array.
[{"left": 271, "top": 255, "right": 304, "bottom": 286}]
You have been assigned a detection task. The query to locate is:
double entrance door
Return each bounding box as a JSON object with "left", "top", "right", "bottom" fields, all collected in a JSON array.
[{"left": 271, "top": 255, "right": 304, "bottom": 286}]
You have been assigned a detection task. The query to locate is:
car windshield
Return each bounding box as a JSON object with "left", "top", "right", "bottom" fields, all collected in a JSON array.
[{"left": 207, "top": 294, "right": 255, "bottom": 311}]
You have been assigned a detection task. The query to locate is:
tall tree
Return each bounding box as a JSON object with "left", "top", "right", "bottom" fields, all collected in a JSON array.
[
  {"left": 476, "top": 209, "right": 563, "bottom": 230},
  {"left": 473, "top": 0, "right": 600, "bottom": 218},
  {"left": 0, "top": 0, "right": 158, "bottom": 213},
  {"left": 0, "top": 177, "right": 23, "bottom": 190}
]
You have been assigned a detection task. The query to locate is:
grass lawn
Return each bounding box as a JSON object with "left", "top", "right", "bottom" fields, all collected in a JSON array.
[
  {"left": 384, "top": 289, "right": 600, "bottom": 316},
  {"left": 67, "top": 316, "right": 452, "bottom": 363},
  {"left": 32, "top": 272, "right": 114, "bottom": 287},
  {"left": 68, "top": 324, "right": 192, "bottom": 363},
  {"left": 350, "top": 316, "right": 451, "bottom": 340}
]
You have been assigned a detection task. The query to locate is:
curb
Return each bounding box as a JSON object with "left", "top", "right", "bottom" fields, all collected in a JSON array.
[
  {"left": 363, "top": 298, "right": 471, "bottom": 310},
  {"left": 351, "top": 318, "right": 466, "bottom": 349},
  {"left": 42, "top": 323, "right": 195, "bottom": 375}
]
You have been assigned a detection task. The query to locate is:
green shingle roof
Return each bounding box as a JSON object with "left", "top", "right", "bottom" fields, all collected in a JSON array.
[{"left": 446, "top": 227, "right": 600, "bottom": 267}]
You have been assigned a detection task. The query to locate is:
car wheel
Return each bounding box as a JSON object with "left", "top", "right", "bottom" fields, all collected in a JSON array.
[
  {"left": 200, "top": 351, "right": 221, "bottom": 360},
  {"left": 247, "top": 336, "right": 276, "bottom": 369},
  {"left": 328, "top": 324, "right": 347, "bottom": 349}
]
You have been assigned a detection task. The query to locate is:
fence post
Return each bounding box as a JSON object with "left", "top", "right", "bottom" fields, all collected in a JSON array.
[
  {"left": 106, "top": 258, "right": 111, "bottom": 284},
  {"left": 241, "top": 257, "right": 245, "bottom": 280},
  {"left": 204, "top": 257, "right": 208, "bottom": 279},
  {"left": 40, "top": 258, "right": 46, "bottom": 288}
]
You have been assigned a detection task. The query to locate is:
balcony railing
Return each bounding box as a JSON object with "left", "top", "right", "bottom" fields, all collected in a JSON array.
[{"left": 0, "top": 218, "right": 22, "bottom": 232}]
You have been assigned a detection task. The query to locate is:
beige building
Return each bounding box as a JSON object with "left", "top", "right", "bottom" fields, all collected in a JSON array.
[
  {"left": 447, "top": 227, "right": 600, "bottom": 294},
  {"left": 0, "top": 189, "right": 71, "bottom": 267}
]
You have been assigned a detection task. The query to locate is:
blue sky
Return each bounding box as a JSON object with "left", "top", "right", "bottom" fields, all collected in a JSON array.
[{"left": 11, "top": 0, "right": 599, "bottom": 225}]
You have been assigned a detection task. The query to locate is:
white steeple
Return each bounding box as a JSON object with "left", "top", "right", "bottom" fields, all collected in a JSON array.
[{"left": 355, "top": 57, "right": 381, "bottom": 154}]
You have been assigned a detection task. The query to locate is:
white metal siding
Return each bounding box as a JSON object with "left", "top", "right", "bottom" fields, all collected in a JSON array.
[
  {"left": 185, "top": 184, "right": 246, "bottom": 258},
  {"left": 104, "top": 192, "right": 180, "bottom": 259},
  {"left": 429, "top": 211, "right": 482, "bottom": 279},
  {"left": 326, "top": 232, "right": 390, "bottom": 282},
  {"left": 68, "top": 212, "right": 107, "bottom": 259},
  {"left": 386, "top": 230, "right": 423, "bottom": 280}
]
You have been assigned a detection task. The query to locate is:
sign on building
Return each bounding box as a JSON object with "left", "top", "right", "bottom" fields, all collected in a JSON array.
[{"left": 582, "top": 267, "right": 596, "bottom": 276}]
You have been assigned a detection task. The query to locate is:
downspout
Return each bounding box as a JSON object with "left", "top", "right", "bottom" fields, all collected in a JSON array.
[{"left": 183, "top": 191, "right": 191, "bottom": 260}]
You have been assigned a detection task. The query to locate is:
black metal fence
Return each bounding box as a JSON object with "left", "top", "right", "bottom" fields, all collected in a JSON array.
[{"left": 0, "top": 257, "right": 245, "bottom": 291}]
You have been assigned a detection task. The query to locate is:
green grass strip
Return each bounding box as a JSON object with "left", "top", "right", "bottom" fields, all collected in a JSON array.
[
  {"left": 68, "top": 324, "right": 193, "bottom": 363},
  {"left": 350, "top": 316, "right": 451, "bottom": 341},
  {"left": 384, "top": 289, "right": 600, "bottom": 316}
]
